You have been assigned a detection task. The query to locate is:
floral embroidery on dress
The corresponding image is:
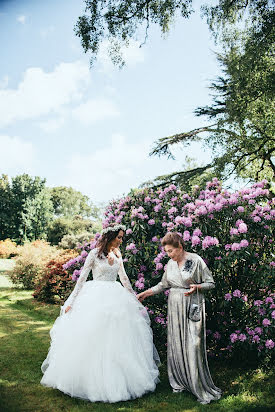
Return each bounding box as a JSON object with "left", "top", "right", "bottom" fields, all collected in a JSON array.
[{"left": 184, "top": 259, "right": 194, "bottom": 272}]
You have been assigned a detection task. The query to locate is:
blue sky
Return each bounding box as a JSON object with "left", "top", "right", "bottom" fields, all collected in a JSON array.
[{"left": 0, "top": 0, "right": 221, "bottom": 204}]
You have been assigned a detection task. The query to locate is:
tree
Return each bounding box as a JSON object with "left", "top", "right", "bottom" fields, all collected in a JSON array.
[
  {"left": 75, "top": 1, "right": 274, "bottom": 67},
  {"left": 150, "top": 42, "right": 275, "bottom": 185},
  {"left": 49, "top": 186, "right": 99, "bottom": 219},
  {"left": 0, "top": 174, "right": 54, "bottom": 243},
  {"left": 47, "top": 216, "right": 96, "bottom": 245},
  {"left": 75, "top": 0, "right": 193, "bottom": 66},
  {"left": 0, "top": 175, "right": 13, "bottom": 240}
]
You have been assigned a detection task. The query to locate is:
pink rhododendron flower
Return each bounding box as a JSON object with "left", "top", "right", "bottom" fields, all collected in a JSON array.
[
  {"left": 154, "top": 204, "right": 162, "bottom": 212},
  {"left": 235, "top": 219, "right": 244, "bottom": 227},
  {"left": 233, "top": 289, "right": 242, "bottom": 298},
  {"left": 254, "top": 327, "right": 262, "bottom": 335},
  {"left": 231, "top": 243, "right": 241, "bottom": 251},
  {"left": 213, "top": 331, "right": 221, "bottom": 340},
  {"left": 191, "top": 235, "right": 201, "bottom": 246},
  {"left": 262, "top": 318, "right": 271, "bottom": 327},
  {"left": 230, "top": 228, "right": 239, "bottom": 236},
  {"left": 230, "top": 333, "right": 238, "bottom": 343},
  {"left": 225, "top": 293, "right": 232, "bottom": 301},
  {"left": 252, "top": 335, "right": 260, "bottom": 343},
  {"left": 240, "top": 239, "right": 249, "bottom": 248},
  {"left": 238, "top": 223, "right": 248, "bottom": 233},
  {"left": 183, "top": 230, "right": 191, "bottom": 241},
  {"left": 265, "top": 339, "right": 274, "bottom": 349},
  {"left": 239, "top": 334, "right": 246, "bottom": 342},
  {"left": 237, "top": 206, "right": 244, "bottom": 213},
  {"left": 148, "top": 219, "right": 155, "bottom": 225},
  {"left": 193, "top": 228, "right": 202, "bottom": 237}
]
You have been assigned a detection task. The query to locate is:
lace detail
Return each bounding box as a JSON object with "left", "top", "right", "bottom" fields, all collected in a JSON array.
[
  {"left": 64, "top": 248, "right": 135, "bottom": 311},
  {"left": 69, "top": 248, "right": 97, "bottom": 307},
  {"left": 118, "top": 257, "right": 135, "bottom": 295}
]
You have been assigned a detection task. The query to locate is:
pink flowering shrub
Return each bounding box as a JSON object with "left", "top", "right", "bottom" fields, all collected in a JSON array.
[{"left": 64, "top": 178, "right": 274, "bottom": 364}]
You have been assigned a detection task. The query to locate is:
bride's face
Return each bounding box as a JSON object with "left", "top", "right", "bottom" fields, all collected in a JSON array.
[{"left": 109, "top": 230, "right": 124, "bottom": 249}]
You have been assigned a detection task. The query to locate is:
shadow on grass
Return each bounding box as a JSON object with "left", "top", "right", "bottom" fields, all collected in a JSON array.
[{"left": 0, "top": 289, "right": 274, "bottom": 412}]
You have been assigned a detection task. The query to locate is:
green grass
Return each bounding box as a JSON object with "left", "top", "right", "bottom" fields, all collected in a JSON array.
[{"left": 0, "top": 261, "right": 274, "bottom": 412}]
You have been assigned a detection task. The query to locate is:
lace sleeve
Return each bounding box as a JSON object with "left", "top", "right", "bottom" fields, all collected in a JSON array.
[
  {"left": 63, "top": 248, "right": 96, "bottom": 313},
  {"left": 118, "top": 257, "right": 135, "bottom": 295}
]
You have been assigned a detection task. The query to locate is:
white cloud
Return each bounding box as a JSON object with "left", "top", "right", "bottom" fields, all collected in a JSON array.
[
  {"left": 97, "top": 40, "right": 145, "bottom": 73},
  {"left": 40, "top": 26, "right": 55, "bottom": 39},
  {"left": 63, "top": 133, "right": 184, "bottom": 202},
  {"left": 17, "top": 15, "right": 26, "bottom": 24},
  {"left": 0, "top": 135, "right": 35, "bottom": 175},
  {"left": 72, "top": 98, "right": 120, "bottom": 124},
  {"left": 0, "top": 75, "right": 9, "bottom": 89},
  {"left": 38, "top": 116, "right": 65, "bottom": 133},
  {"left": 0, "top": 61, "right": 91, "bottom": 127}
]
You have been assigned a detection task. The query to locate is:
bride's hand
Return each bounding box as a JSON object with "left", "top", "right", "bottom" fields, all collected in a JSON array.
[
  {"left": 137, "top": 289, "right": 153, "bottom": 302},
  {"left": 65, "top": 305, "right": 72, "bottom": 313}
]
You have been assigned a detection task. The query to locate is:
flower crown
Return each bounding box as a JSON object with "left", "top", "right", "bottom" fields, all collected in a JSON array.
[{"left": 101, "top": 224, "right": 126, "bottom": 235}]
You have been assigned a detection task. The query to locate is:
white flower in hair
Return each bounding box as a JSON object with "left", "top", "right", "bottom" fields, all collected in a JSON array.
[{"left": 101, "top": 224, "right": 126, "bottom": 235}]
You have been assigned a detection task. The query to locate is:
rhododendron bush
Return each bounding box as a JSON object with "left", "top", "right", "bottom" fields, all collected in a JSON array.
[{"left": 65, "top": 179, "right": 274, "bottom": 364}]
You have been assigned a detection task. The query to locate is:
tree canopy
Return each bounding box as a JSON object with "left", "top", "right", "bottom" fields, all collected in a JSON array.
[
  {"left": 75, "top": 0, "right": 193, "bottom": 66},
  {"left": 49, "top": 186, "right": 99, "bottom": 219}
]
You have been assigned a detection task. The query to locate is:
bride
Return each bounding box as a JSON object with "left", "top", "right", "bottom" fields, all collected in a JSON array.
[{"left": 41, "top": 223, "right": 159, "bottom": 403}]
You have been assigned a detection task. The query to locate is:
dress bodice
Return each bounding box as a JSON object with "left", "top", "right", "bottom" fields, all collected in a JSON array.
[
  {"left": 92, "top": 251, "right": 120, "bottom": 282},
  {"left": 64, "top": 248, "right": 135, "bottom": 311}
]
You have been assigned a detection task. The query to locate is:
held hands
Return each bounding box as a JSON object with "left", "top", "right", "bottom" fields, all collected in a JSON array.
[
  {"left": 184, "top": 284, "right": 201, "bottom": 296},
  {"left": 137, "top": 289, "right": 153, "bottom": 302}
]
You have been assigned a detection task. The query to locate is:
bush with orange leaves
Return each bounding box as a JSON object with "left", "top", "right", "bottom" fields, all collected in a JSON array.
[
  {"left": 0, "top": 238, "right": 18, "bottom": 258},
  {"left": 33, "top": 249, "right": 78, "bottom": 303},
  {"left": 8, "top": 240, "right": 59, "bottom": 289}
]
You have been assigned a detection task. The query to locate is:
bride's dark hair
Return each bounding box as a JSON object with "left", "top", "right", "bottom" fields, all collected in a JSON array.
[{"left": 97, "top": 223, "right": 125, "bottom": 258}]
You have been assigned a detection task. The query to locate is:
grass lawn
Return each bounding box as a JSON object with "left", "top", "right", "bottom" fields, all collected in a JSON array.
[{"left": 0, "top": 260, "right": 274, "bottom": 412}]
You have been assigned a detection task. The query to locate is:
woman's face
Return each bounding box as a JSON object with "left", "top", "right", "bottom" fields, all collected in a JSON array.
[
  {"left": 164, "top": 244, "right": 184, "bottom": 262},
  {"left": 109, "top": 230, "right": 124, "bottom": 249}
]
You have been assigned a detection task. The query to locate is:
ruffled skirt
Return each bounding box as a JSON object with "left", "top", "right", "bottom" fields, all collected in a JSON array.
[{"left": 41, "top": 280, "right": 159, "bottom": 403}]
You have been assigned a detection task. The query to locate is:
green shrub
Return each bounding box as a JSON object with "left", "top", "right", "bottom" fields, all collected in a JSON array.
[
  {"left": 58, "top": 232, "right": 94, "bottom": 250},
  {"left": 47, "top": 216, "right": 100, "bottom": 244}
]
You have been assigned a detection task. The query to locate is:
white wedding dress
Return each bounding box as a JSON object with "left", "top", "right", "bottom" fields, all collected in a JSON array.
[{"left": 41, "top": 248, "right": 160, "bottom": 403}]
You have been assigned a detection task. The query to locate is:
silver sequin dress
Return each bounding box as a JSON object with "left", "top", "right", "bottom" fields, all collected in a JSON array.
[{"left": 151, "top": 252, "right": 222, "bottom": 404}]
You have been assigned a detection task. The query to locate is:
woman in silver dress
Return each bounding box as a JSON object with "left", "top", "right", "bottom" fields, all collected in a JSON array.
[{"left": 137, "top": 232, "right": 222, "bottom": 405}]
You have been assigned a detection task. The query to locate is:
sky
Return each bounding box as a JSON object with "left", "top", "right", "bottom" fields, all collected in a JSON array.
[{"left": 0, "top": 0, "right": 222, "bottom": 205}]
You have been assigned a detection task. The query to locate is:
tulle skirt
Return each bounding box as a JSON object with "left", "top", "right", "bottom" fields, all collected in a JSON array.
[{"left": 41, "top": 280, "right": 160, "bottom": 403}]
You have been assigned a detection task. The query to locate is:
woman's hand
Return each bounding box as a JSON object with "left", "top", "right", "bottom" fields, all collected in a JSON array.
[
  {"left": 184, "top": 284, "right": 201, "bottom": 296},
  {"left": 65, "top": 305, "right": 72, "bottom": 313},
  {"left": 137, "top": 289, "right": 153, "bottom": 302}
]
